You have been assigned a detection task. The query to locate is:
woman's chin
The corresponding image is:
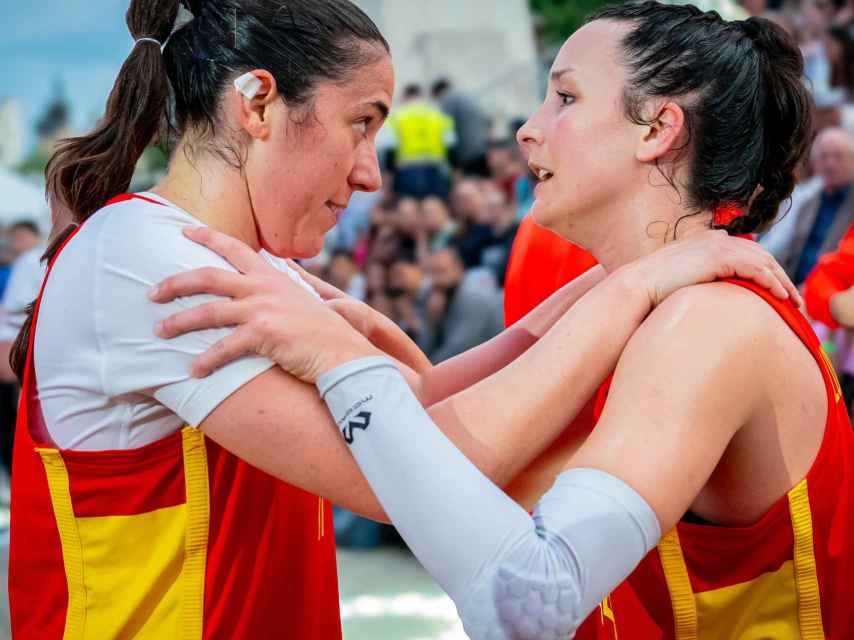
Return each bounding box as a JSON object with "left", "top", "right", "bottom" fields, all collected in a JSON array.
[{"left": 530, "top": 200, "right": 561, "bottom": 232}]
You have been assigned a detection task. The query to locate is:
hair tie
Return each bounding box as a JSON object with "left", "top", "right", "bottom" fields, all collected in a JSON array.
[
  {"left": 133, "top": 37, "right": 163, "bottom": 50},
  {"left": 713, "top": 203, "right": 744, "bottom": 227}
]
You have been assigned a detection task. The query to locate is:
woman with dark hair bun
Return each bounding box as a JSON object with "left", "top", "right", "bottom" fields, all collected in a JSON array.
[
  {"left": 10, "top": 0, "right": 804, "bottom": 638},
  {"left": 148, "top": 1, "right": 854, "bottom": 638}
]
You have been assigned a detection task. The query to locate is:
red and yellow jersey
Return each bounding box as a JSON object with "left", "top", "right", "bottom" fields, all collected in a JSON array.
[
  {"left": 804, "top": 221, "right": 854, "bottom": 329},
  {"left": 505, "top": 227, "right": 854, "bottom": 639},
  {"left": 10, "top": 195, "right": 342, "bottom": 639},
  {"left": 609, "top": 278, "right": 854, "bottom": 639}
]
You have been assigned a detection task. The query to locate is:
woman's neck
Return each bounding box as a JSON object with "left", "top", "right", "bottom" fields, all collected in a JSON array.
[
  {"left": 150, "top": 143, "right": 262, "bottom": 251},
  {"left": 581, "top": 188, "right": 713, "bottom": 272}
]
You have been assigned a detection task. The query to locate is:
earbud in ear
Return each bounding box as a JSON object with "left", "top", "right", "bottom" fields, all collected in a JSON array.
[{"left": 234, "top": 72, "right": 262, "bottom": 99}]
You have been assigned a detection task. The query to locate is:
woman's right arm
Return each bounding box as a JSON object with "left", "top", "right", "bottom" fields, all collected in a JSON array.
[{"left": 184, "top": 264, "right": 645, "bottom": 521}]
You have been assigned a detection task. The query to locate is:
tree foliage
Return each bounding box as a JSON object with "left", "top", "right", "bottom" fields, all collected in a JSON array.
[{"left": 530, "top": 0, "right": 613, "bottom": 44}]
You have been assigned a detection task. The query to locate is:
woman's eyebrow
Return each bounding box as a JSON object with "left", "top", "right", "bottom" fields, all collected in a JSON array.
[
  {"left": 550, "top": 67, "right": 576, "bottom": 83},
  {"left": 362, "top": 100, "right": 390, "bottom": 121}
]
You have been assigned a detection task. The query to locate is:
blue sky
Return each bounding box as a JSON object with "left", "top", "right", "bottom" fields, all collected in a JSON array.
[{"left": 1, "top": 1, "right": 132, "bottom": 152}]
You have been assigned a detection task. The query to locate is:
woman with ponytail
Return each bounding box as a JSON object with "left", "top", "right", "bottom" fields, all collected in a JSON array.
[
  {"left": 10, "top": 0, "right": 806, "bottom": 638},
  {"left": 145, "top": 2, "right": 854, "bottom": 638}
]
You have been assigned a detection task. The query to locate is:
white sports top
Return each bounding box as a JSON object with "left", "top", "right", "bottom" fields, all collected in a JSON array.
[{"left": 34, "top": 192, "right": 320, "bottom": 451}]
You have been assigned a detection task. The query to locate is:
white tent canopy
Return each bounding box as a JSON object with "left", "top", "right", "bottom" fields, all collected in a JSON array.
[{"left": 0, "top": 167, "right": 49, "bottom": 230}]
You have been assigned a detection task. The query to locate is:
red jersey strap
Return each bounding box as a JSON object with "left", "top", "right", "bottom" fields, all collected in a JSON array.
[
  {"left": 721, "top": 277, "right": 844, "bottom": 414},
  {"left": 104, "top": 193, "right": 165, "bottom": 208}
]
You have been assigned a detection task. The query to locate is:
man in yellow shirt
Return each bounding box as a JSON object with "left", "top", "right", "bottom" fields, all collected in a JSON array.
[{"left": 386, "top": 84, "right": 456, "bottom": 200}]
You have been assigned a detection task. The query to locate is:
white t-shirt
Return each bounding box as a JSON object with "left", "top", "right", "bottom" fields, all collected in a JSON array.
[
  {"left": 34, "top": 192, "right": 320, "bottom": 451},
  {"left": 0, "top": 244, "right": 47, "bottom": 342}
]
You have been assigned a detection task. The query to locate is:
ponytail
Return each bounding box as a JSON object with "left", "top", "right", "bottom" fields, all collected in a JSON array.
[
  {"left": 12, "top": 0, "right": 181, "bottom": 382},
  {"left": 45, "top": 0, "right": 181, "bottom": 222}
]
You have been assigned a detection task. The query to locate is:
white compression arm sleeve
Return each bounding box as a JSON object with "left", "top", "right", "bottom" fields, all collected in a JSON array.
[{"left": 317, "top": 357, "right": 661, "bottom": 640}]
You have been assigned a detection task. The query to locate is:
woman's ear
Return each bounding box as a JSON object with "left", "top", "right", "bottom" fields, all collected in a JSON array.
[
  {"left": 232, "top": 69, "right": 279, "bottom": 141},
  {"left": 636, "top": 100, "right": 686, "bottom": 163}
]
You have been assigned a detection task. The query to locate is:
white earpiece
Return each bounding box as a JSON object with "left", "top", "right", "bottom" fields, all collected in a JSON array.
[{"left": 234, "top": 72, "right": 262, "bottom": 99}]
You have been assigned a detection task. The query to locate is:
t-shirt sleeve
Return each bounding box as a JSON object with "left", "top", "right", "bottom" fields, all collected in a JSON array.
[{"left": 95, "top": 207, "right": 281, "bottom": 428}]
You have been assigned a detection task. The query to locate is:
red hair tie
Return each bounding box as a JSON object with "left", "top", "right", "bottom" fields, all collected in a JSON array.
[{"left": 713, "top": 203, "right": 744, "bottom": 227}]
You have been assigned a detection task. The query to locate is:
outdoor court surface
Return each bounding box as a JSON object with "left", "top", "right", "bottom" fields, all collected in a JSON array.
[{"left": 0, "top": 541, "right": 460, "bottom": 640}]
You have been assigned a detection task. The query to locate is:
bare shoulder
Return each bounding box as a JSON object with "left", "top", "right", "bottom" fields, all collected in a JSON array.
[{"left": 633, "top": 281, "right": 777, "bottom": 354}]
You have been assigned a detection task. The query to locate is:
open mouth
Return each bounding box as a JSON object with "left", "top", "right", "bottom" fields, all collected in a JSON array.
[{"left": 530, "top": 164, "right": 554, "bottom": 183}]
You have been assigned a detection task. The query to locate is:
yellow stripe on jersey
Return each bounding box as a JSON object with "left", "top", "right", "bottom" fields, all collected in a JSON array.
[
  {"left": 37, "top": 448, "right": 86, "bottom": 640},
  {"left": 659, "top": 528, "right": 698, "bottom": 640},
  {"left": 181, "top": 427, "right": 209, "bottom": 640},
  {"left": 788, "top": 479, "right": 826, "bottom": 639}
]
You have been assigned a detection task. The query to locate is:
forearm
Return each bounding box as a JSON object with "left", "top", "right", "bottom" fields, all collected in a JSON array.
[
  {"left": 318, "top": 360, "right": 659, "bottom": 639},
  {"left": 830, "top": 288, "right": 854, "bottom": 327},
  {"left": 420, "top": 266, "right": 607, "bottom": 406},
  {"left": 431, "top": 267, "right": 650, "bottom": 485}
]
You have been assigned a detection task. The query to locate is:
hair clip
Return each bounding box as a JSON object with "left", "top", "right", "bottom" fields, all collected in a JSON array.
[
  {"left": 713, "top": 203, "right": 744, "bottom": 227},
  {"left": 234, "top": 72, "right": 262, "bottom": 99}
]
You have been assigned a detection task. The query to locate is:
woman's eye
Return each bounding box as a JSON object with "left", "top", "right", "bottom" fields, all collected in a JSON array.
[
  {"left": 355, "top": 119, "right": 371, "bottom": 136},
  {"left": 557, "top": 92, "right": 575, "bottom": 107}
]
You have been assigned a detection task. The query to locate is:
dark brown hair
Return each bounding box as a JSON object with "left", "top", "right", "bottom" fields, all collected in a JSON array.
[
  {"left": 589, "top": 2, "right": 814, "bottom": 236},
  {"left": 12, "top": 0, "right": 388, "bottom": 380}
]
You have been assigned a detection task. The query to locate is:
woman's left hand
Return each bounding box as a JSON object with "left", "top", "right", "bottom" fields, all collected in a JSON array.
[{"left": 149, "top": 227, "right": 380, "bottom": 383}]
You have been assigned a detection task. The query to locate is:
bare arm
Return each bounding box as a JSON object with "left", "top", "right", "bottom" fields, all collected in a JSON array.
[
  {"left": 155, "top": 228, "right": 799, "bottom": 524},
  {"left": 168, "top": 266, "right": 649, "bottom": 522},
  {"left": 293, "top": 259, "right": 608, "bottom": 405},
  {"left": 566, "top": 284, "right": 763, "bottom": 532},
  {"left": 419, "top": 266, "right": 606, "bottom": 406}
]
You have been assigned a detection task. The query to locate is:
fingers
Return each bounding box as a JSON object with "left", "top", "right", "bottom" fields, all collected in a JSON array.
[
  {"left": 730, "top": 238, "right": 802, "bottom": 305},
  {"left": 183, "top": 226, "right": 271, "bottom": 275},
  {"left": 155, "top": 299, "right": 249, "bottom": 339},
  {"left": 286, "top": 259, "right": 347, "bottom": 300},
  {"left": 149, "top": 268, "right": 253, "bottom": 302},
  {"left": 190, "top": 327, "right": 257, "bottom": 378}
]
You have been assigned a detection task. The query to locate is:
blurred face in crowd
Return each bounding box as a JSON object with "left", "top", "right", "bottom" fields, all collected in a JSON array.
[
  {"left": 421, "top": 197, "right": 452, "bottom": 233},
  {"left": 396, "top": 198, "right": 421, "bottom": 236},
  {"left": 388, "top": 260, "right": 423, "bottom": 296},
  {"left": 517, "top": 20, "right": 648, "bottom": 242},
  {"left": 812, "top": 128, "right": 854, "bottom": 192},
  {"left": 427, "top": 248, "right": 464, "bottom": 290},
  {"left": 8, "top": 225, "right": 41, "bottom": 257},
  {"left": 452, "top": 179, "right": 494, "bottom": 225},
  {"left": 487, "top": 145, "right": 515, "bottom": 179},
  {"left": 327, "top": 252, "right": 358, "bottom": 291},
  {"left": 371, "top": 225, "right": 402, "bottom": 263},
  {"left": 365, "top": 261, "right": 387, "bottom": 294}
]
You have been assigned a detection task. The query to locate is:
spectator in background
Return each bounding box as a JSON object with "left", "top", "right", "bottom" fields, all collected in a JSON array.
[
  {"left": 325, "top": 250, "right": 366, "bottom": 300},
  {"left": 487, "top": 138, "right": 527, "bottom": 204},
  {"left": 432, "top": 77, "right": 492, "bottom": 177},
  {"left": 760, "top": 127, "right": 854, "bottom": 283},
  {"left": 0, "top": 220, "right": 45, "bottom": 479},
  {"left": 386, "top": 255, "right": 429, "bottom": 343},
  {"left": 451, "top": 178, "right": 519, "bottom": 283},
  {"left": 386, "top": 84, "right": 456, "bottom": 200},
  {"left": 420, "top": 196, "right": 458, "bottom": 253},
  {"left": 804, "top": 219, "right": 854, "bottom": 412},
  {"left": 419, "top": 246, "right": 503, "bottom": 363}
]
